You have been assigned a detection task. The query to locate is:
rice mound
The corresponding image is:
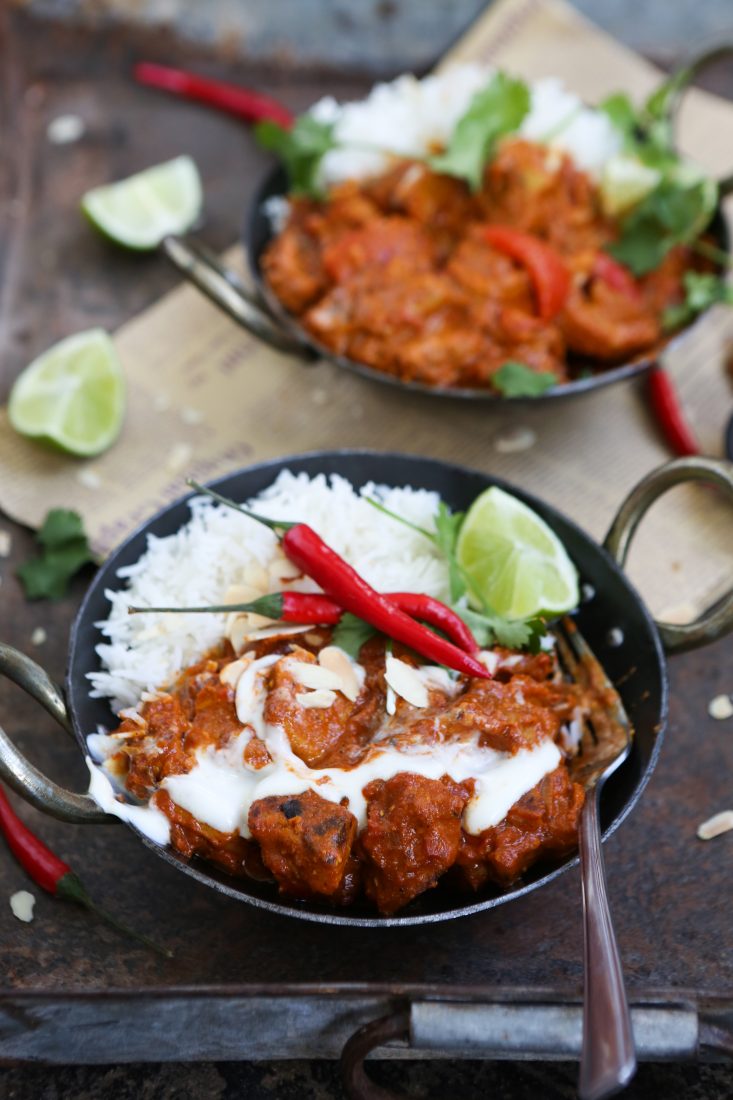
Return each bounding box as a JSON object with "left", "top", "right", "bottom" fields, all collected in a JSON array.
[{"left": 89, "top": 472, "right": 450, "bottom": 712}]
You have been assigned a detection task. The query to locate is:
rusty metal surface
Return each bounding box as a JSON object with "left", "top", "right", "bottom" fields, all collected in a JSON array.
[{"left": 0, "top": 8, "right": 732, "bottom": 1072}]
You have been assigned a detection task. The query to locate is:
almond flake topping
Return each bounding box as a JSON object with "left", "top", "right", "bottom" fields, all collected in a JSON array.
[
  {"left": 318, "top": 646, "right": 361, "bottom": 702},
  {"left": 697, "top": 810, "right": 733, "bottom": 840},
  {"left": 296, "top": 688, "right": 337, "bottom": 709},
  {"left": 290, "top": 661, "right": 343, "bottom": 692},
  {"left": 385, "top": 655, "right": 429, "bottom": 709},
  {"left": 220, "top": 657, "right": 252, "bottom": 689}
]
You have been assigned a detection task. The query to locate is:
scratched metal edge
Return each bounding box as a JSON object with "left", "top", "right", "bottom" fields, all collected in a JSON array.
[{"left": 0, "top": 986, "right": 730, "bottom": 1065}]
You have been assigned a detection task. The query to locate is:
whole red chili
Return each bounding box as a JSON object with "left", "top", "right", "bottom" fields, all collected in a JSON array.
[
  {"left": 281, "top": 525, "right": 490, "bottom": 678},
  {"left": 187, "top": 482, "right": 490, "bottom": 679},
  {"left": 387, "top": 592, "right": 480, "bottom": 654},
  {"left": 483, "top": 225, "right": 571, "bottom": 320},
  {"left": 131, "top": 590, "right": 480, "bottom": 655},
  {"left": 130, "top": 591, "right": 344, "bottom": 626},
  {"left": 133, "top": 62, "right": 294, "bottom": 129},
  {"left": 647, "top": 367, "right": 700, "bottom": 456},
  {"left": 593, "top": 252, "right": 642, "bottom": 301},
  {"left": 0, "top": 785, "right": 171, "bottom": 956}
]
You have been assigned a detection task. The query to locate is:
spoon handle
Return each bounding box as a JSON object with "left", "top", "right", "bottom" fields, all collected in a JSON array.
[{"left": 578, "top": 786, "right": 636, "bottom": 1100}]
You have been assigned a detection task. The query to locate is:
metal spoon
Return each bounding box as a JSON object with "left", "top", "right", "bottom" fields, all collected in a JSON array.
[{"left": 556, "top": 619, "right": 637, "bottom": 1100}]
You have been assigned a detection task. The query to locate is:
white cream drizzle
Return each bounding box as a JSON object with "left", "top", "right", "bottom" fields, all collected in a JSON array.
[{"left": 88, "top": 646, "right": 563, "bottom": 843}]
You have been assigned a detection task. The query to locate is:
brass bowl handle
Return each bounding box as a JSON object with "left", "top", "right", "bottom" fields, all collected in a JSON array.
[
  {"left": 161, "top": 234, "right": 316, "bottom": 359},
  {"left": 0, "top": 643, "right": 113, "bottom": 824},
  {"left": 603, "top": 457, "right": 733, "bottom": 653},
  {"left": 665, "top": 43, "right": 733, "bottom": 196},
  {"left": 341, "top": 1010, "right": 410, "bottom": 1100}
]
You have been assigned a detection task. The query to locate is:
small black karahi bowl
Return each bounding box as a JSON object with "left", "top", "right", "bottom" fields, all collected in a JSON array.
[
  {"left": 159, "top": 43, "right": 733, "bottom": 406},
  {"left": 1, "top": 451, "right": 732, "bottom": 926}
]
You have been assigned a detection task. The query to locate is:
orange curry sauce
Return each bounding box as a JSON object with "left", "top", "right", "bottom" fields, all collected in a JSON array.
[
  {"left": 109, "top": 629, "right": 587, "bottom": 915},
  {"left": 262, "top": 139, "right": 696, "bottom": 390}
]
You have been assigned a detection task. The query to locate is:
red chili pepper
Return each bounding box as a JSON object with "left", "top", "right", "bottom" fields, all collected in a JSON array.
[
  {"left": 483, "top": 225, "right": 571, "bottom": 320},
  {"left": 387, "top": 592, "right": 480, "bottom": 654},
  {"left": 186, "top": 482, "right": 490, "bottom": 678},
  {"left": 281, "top": 525, "right": 489, "bottom": 678},
  {"left": 593, "top": 252, "right": 642, "bottom": 301},
  {"left": 130, "top": 590, "right": 480, "bottom": 654},
  {"left": 133, "top": 62, "right": 294, "bottom": 129},
  {"left": 0, "top": 784, "right": 171, "bottom": 956},
  {"left": 647, "top": 367, "right": 700, "bottom": 456}
]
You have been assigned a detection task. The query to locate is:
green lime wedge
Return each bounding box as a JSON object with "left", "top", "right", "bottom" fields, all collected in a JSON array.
[
  {"left": 600, "top": 154, "right": 660, "bottom": 217},
  {"left": 81, "top": 155, "right": 202, "bottom": 250},
  {"left": 456, "top": 486, "right": 579, "bottom": 618},
  {"left": 8, "top": 329, "right": 125, "bottom": 457}
]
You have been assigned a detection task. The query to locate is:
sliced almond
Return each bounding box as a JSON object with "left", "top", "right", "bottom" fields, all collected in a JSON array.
[
  {"left": 223, "top": 582, "right": 261, "bottom": 605},
  {"left": 268, "top": 559, "right": 302, "bottom": 585},
  {"left": 385, "top": 655, "right": 429, "bottom": 709},
  {"left": 319, "top": 646, "right": 360, "bottom": 702},
  {"left": 697, "top": 810, "right": 733, "bottom": 840},
  {"left": 296, "top": 688, "right": 337, "bottom": 709},
  {"left": 708, "top": 694, "right": 733, "bottom": 720},
  {"left": 290, "top": 660, "right": 343, "bottom": 692},
  {"left": 227, "top": 612, "right": 276, "bottom": 652},
  {"left": 220, "top": 656, "right": 252, "bottom": 689},
  {"left": 241, "top": 562, "right": 269, "bottom": 593},
  {"left": 10, "top": 890, "right": 35, "bottom": 923}
]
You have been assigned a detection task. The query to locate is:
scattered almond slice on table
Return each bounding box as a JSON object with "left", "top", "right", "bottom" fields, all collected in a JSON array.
[
  {"left": 10, "top": 890, "right": 36, "bottom": 923},
  {"left": 697, "top": 811, "right": 733, "bottom": 840},
  {"left": 708, "top": 694, "right": 733, "bottom": 720}
]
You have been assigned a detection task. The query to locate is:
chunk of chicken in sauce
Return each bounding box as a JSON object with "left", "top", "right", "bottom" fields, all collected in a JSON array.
[
  {"left": 262, "top": 138, "right": 705, "bottom": 389},
  {"left": 109, "top": 631, "right": 586, "bottom": 914}
]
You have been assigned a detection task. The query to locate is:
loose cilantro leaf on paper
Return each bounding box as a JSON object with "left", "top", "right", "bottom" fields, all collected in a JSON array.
[
  {"left": 493, "top": 362, "right": 558, "bottom": 397},
  {"left": 429, "top": 73, "right": 530, "bottom": 190},
  {"left": 608, "top": 177, "right": 717, "bottom": 275},
  {"left": 663, "top": 271, "right": 733, "bottom": 331},
  {"left": 17, "top": 509, "right": 95, "bottom": 600},
  {"left": 331, "top": 612, "right": 377, "bottom": 659},
  {"left": 254, "top": 116, "right": 337, "bottom": 197}
]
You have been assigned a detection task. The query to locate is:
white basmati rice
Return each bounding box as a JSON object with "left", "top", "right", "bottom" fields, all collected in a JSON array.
[
  {"left": 308, "top": 64, "right": 622, "bottom": 188},
  {"left": 89, "top": 472, "right": 451, "bottom": 713}
]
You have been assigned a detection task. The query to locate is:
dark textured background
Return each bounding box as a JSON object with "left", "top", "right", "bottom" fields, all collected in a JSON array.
[{"left": 1, "top": 4, "right": 733, "bottom": 1098}]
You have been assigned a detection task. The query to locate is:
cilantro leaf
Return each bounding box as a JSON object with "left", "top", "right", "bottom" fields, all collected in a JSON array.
[
  {"left": 17, "top": 508, "right": 94, "bottom": 600},
  {"left": 433, "top": 502, "right": 466, "bottom": 602},
  {"left": 429, "top": 73, "right": 530, "bottom": 190},
  {"left": 254, "top": 115, "right": 337, "bottom": 197},
  {"left": 663, "top": 271, "right": 733, "bottom": 331},
  {"left": 331, "top": 612, "right": 377, "bottom": 659},
  {"left": 599, "top": 92, "right": 638, "bottom": 148},
  {"left": 609, "top": 177, "right": 717, "bottom": 275},
  {"left": 493, "top": 361, "right": 558, "bottom": 397},
  {"left": 456, "top": 605, "right": 546, "bottom": 652}
]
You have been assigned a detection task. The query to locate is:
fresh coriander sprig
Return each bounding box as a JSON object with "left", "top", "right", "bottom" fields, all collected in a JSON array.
[{"left": 365, "top": 497, "right": 546, "bottom": 652}]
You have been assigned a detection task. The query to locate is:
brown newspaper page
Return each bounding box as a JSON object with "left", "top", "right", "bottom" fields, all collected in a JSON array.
[{"left": 0, "top": 0, "right": 731, "bottom": 621}]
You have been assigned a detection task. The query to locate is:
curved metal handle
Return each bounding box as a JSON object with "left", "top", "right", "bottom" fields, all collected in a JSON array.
[
  {"left": 578, "top": 786, "right": 636, "bottom": 1100},
  {"left": 341, "top": 1010, "right": 410, "bottom": 1100},
  {"left": 603, "top": 456, "right": 733, "bottom": 653},
  {"left": 665, "top": 43, "right": 733, "bottom": 193},
  {"left": 0, "top": 643, "right": 113, "bottom": 824},
  {"left": 162, "top": 235, "right": 315, "bottom": 359}
]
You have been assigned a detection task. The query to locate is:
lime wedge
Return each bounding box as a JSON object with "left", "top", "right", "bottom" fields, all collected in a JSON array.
[
  {"left": 81, "top": 156, "right": 202, "bottom": 250},
  {"left": 8, "top": 329, "right": 125, "bottom": 457},
  {"left": 600, "top": 154, "right": 660, "bottom": 217},
  {"left": 456, "top": 487, "right": 579, "bottom": 618}
]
